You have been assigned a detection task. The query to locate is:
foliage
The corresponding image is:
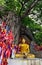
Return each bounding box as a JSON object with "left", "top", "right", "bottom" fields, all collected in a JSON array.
[
  {"left": 34, "top": 32, "right": 42, "bottom": 45},
  {"left": 0, "top": 0, "right": 5, "bottom": 6},
  {"left": 22, "top": 17, "right": 42, "bottom": 31}
]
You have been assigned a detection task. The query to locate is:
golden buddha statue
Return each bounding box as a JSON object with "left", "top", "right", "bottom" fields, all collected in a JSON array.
[
  {"left": 15, "top": 38, "right": 35, "bottom": 58},
  {"left": 19, "top": 38, "right": 30, "bottom": 54}
]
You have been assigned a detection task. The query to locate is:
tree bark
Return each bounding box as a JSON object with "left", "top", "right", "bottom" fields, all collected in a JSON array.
[{"left": 7, "top": 12, "right": 21, "bottom": 44}]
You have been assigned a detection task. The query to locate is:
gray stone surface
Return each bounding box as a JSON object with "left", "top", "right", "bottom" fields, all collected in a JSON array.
[{"left": 8, "top": 58, "right": 42, "bottom": 65}]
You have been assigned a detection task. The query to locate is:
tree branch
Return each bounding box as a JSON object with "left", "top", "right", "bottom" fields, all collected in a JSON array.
[
  {"left": 21, "top": 0, "right": 40, "bottom": 19},
  {"left": 19, "top": 0, "right": 29, "bottom": 5},
  {"left": 19, "top": 0, "right": 29, "bottom": 16}
]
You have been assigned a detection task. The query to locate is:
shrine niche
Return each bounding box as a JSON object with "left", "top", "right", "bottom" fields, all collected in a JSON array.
[{"left": 20, "top": 24, "right": 34, "bottom": 44}]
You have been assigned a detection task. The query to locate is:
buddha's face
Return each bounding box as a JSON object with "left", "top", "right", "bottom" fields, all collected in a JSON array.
[{"left": 22, "top": 38, "right": 26, "bottom": 43}]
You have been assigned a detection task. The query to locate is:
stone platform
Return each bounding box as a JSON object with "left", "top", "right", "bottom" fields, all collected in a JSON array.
[{"left": 8, "top": 58, "right": 42, "bottom": 65}]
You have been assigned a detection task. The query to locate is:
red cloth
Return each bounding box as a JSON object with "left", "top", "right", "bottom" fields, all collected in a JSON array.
[
  {"left": 0, "top": 22, "right": 14, "bottom": 65},
  {"left": 0, "top": 42, "right": 2, "bottom": 47},
  {"left": 1, "top": 29, "right": 6, "bottom": 37},
  {"left": 6, "top": 49, "right": 11, "bottom": 58},
  {"left": 1, "top": 51, "right": 4, "bottom": 59},
  {"left": 2, "top": 42, "right": 6, "bottom": 50},
  {"left": 2, "top": 60, "right": 8, "bottom": 65},
  {"left": 8, "top": 31, "right": 14, "bottom": 40},
  {"left": 5, "top": 34, "right": 8, "bottom": 40},
  {"left": 5, "top": 31, "right": 14, "bottom": 44}
]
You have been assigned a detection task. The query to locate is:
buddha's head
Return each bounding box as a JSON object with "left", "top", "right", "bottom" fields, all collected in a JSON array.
[{"left": 22, "top": 38, "right": 26, "bottom": 43}]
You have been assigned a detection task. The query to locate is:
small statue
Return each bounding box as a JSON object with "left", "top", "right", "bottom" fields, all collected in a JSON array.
[{"left": 19, "top": 38, "right": 30, "bottom": 58}]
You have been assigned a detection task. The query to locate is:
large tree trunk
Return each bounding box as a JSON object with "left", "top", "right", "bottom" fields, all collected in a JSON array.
[
  {"left": 3, "top": 12, "right": 21, "bottom": 44},
  {"left": 13, "top": 17, "right": 21, "bottom": 44},
  {"left": 2, "top": 11, "right": 34, "bottom": 44}
]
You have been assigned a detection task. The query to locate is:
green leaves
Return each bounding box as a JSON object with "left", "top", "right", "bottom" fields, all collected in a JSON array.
[
  {"left": 4, "top": 0, "right": 22, "bottom": 15},
  {"left": 4, "top": 0, "right": 15, "bottom": 11},
  {"left": 34, "top": 32, "right": 42, "bottom": 45},
  {"left": 0, "top": 0, "right": 5, "bottom": 6}
]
